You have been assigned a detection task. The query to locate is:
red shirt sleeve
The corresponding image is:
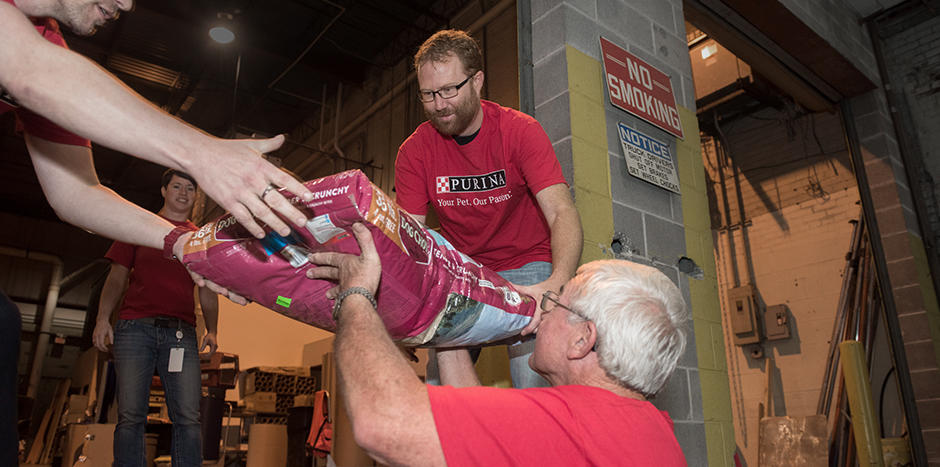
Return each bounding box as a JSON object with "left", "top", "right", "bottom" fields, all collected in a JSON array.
[
  {"left": 6, "top": 7, "right": 91, "bottom": 147},
  {"left": 511, "top": 113, "right": 567, "bottom": 195},
  {"left": 394, "top": 136, "right": 430, "bottom": 216},
  {"left": 15, "top": 109, "right": 92, "bottom": 147}
]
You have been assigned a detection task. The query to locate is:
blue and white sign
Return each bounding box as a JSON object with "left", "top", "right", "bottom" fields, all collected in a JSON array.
[{"left": 617, "top": 122, "right": 681, "bottom": 194}]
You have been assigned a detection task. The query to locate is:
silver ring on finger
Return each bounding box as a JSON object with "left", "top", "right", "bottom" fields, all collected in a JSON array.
[{"left": 260, "top": 183, "right": 278, "bottom": 200}]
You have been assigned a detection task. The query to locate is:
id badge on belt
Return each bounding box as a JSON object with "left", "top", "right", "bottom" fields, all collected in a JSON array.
[{"left": 169, "top": 328, "right": 184, "bottom": 373}]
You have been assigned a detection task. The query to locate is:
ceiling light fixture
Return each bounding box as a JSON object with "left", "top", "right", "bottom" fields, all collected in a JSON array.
[{"left": 209, "top": 13, "right": 236, "bottom": 44}]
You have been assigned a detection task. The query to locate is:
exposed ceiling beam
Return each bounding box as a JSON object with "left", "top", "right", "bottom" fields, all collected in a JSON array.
[{"left": 684, "top": 0, "right": 844, "bottom": 112}]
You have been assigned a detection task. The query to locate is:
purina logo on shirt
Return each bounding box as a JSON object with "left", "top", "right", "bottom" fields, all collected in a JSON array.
[{"left": 436, "top": 170, "right": 507, "bottom": 194}]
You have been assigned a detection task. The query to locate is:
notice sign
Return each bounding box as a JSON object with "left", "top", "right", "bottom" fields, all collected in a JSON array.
[
  {"left": 601, "top": 37, "right": 683, "bottom": 139},
  {"left": 618, "top": 122, "right": 681, "bottom": 194}
]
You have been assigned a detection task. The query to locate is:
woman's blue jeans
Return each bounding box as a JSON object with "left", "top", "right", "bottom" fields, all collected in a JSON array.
[{"left": 112, "top": 318, "right": 202, "bottom": 467}]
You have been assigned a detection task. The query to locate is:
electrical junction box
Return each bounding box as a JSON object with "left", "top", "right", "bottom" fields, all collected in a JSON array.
[
  {"left": 727, "top": 284, "right": 761, "bottom": 345},
  {"left": 764, "top": 304, "right": 791, "bottom": 341}
]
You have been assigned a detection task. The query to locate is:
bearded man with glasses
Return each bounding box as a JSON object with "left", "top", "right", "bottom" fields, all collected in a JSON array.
[
  {"left": 307, "top": 223, "right": 689, "bottom": 466},
  {"left": 395, "top": 29, "right": 584, "bottom": 389}
]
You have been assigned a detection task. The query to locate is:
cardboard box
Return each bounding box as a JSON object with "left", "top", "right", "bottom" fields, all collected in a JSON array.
[
  {"left": 293, "top": 394, "right": 315, "bottom": 407},
  {"left": 240, "top": 367, "right": 317, "bottom": 398},
  {"left": 251, "top": 366, "right": 310, "bottom": 377},
  {"left": 243, "top": 371, "right": 277, "bottom": 396},
  {"left": 64, "top": 423, "right": 115, "bottom": 466},
  {"left": 200, "top": 352, "right": 239, "bottom": 371},
  {"left": 202, "top": 368, "right": 238, "bottom": 389},
  {"left": 243, "top": 392, "right": 277, "bottom": 413},
  {"left": 302, "top": 336, "right": 429, "bottom": 377},
  {"left": 63, "top": 395, "right": 89, "bottom": 424}
]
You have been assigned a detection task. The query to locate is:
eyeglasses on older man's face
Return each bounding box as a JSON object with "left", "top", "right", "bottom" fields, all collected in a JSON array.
[
  {"left": 540, "top": 291, "right": 596, "bottom": 351},
  {"left": 541, "top": 291, "right": 591, "bottom": 320}
]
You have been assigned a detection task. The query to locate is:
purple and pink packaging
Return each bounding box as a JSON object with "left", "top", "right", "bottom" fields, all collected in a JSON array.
[{"left": 182, "top": 169, "right": 535, "bottom": 346}]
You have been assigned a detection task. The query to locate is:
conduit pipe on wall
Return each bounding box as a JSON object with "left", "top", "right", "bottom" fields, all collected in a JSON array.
[
  {"left": 267, "top": 0, "right": 345, "bottom": 92},
  {"left": 0, "top": 246, "right": 63, "bottom": 399},
  {"left": 228, "top": 0, "right": 344, "bottom": 128},
  {"left": 291, "top": 0, "right": 515, "bottom": 177},
  {"left": 312, "top": 82, "right": 351, "bottom": 173},
  {"left": 59, "top": 258, "right": 109, "bottom": 293},
  {"left": 319, "top": 84, "right": 328, "bottom": 153},
  {"left": 334, "top": 82, "right": 347, "bottom": 164}
]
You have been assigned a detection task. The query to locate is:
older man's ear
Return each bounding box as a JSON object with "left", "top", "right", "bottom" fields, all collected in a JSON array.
[{"left": 567, "top": 321, "right": 598, "bottom": 360}]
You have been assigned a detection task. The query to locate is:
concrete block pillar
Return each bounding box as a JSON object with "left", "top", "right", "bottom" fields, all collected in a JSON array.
[{"left": 849, "top": 90, "right": 940, "bottom": 463}]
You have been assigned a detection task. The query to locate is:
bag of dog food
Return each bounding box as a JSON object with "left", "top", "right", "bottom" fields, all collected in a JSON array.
[{"left": 182, "top": 169, "right": 535, "bottom": 346}]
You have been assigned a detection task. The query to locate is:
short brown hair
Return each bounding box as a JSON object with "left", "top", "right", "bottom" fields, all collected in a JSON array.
[
  {"left": 161, "top": 169, "right": 197, "bottom": 189},
  {"left": 414, "top": 29, "right": 483, "bottom": 75}
]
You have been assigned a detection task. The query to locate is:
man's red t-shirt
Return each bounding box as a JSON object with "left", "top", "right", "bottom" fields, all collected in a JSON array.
[
  {"left": 0, "top": 0, "right": 90, "bottom": 147},
  {"left": 395, "top": 100, "right": 566, "bottom": 272},
  {"left": 427, "top": 384, "right": 687, "bottom": 466},
  {"left": 105, "top": 218, "right": 199, "bottom": 325}
]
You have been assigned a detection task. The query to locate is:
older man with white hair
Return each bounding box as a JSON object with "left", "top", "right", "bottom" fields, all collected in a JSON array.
[{"left": 308, "top": 223, "right": 690, "bottom": 466}]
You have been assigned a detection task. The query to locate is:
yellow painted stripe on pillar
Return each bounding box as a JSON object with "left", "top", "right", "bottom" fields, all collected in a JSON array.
[
  {"left": 566, "top": 45, "right": 613, "bottom": 264},
  {"left": 909, "top": 233, "right": 940, "bottom": 368}
]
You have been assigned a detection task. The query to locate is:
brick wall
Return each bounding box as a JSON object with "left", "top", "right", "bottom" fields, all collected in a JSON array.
[
  {"left": 849, "top": 80, "right": 940, "bottom": 462},
  {"left": 782, "top": 0, "right": 940, "bottom": 461},
  {"left": 702, "top": 106, "right": 862, "bottom": 464},
  {"left": 704, "top": 108, "right": 857, "bottom": 229},
  {"left": 881, "top": 12, "right": 940, "bottom": 287}
]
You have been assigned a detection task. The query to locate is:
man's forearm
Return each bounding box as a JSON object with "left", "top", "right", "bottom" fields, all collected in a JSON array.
[
  {"left": 335, "top": 296, "right": 426, "bottom": 419},
  {"left": 55, "top": 185, "right": 172, "bottom": 250},
  {"left": 198, "top": 288, "right": 219, "bottom": 334},
  {"left": 334, "top": 295, "right": 440, "bottom": 466},
  {"left": 307, "top": 222, "right": 445, "bottom": 465},
  {"left": 97, "top": 267, "right": 128, "bottom": 324},
  {"left": 436, "top": 348, "right": 481, "bottom": 388},
  {"left": 548, "top": 205, "right": 583, "bottom": 284},
  {"left": 2, "top": 15, "right": 206, "bottom": 171},
  {"left": 26, "top": 136, "right": 174, "bottom": 249},
  {"left": 97, "top": 289, "right": 120, "bottom": 325}
]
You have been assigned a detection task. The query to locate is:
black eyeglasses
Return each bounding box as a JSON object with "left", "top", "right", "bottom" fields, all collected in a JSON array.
[{"left": 417, "top": 74, "right": 473, "bottom": 102}]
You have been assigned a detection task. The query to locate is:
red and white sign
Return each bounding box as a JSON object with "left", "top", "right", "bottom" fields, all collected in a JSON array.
[{"left": 600, "top": 37, "right": 683, "bottom": 139}]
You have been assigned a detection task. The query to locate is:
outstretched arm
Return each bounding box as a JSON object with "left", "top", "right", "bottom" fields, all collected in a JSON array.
[
  {"left": 0, "top": 2, "right": 312, "bottom": 239},
  {"left": 26, "top": 135, "right": 175, "bottom": 249},
  {"left": 26, "top": 135, "right": 246, "bottom": 301},
  {"left": 198, "top": 287, "right": 219, "bottom": 356},
  {"left": 307, "top": 224, "right": 446, "bottom": 466}
]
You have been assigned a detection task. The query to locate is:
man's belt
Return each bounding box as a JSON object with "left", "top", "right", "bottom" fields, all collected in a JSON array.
[{"left": 133, "top": 316, "right": 192, "bottom": 328}]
